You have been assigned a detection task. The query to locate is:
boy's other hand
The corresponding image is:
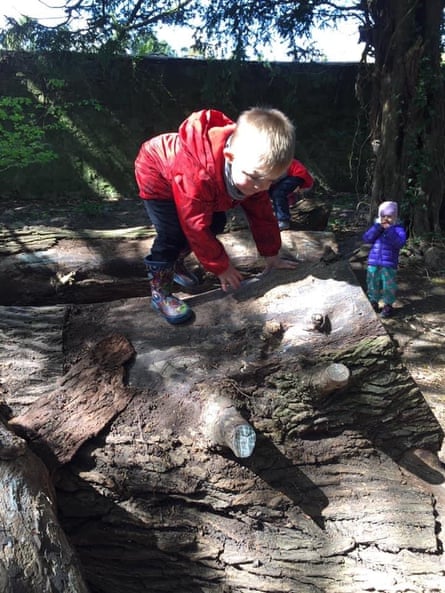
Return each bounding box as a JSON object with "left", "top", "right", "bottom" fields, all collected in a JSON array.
[
  {"left": 218, "top": 256, "right": 298, "bottom": 292},
  {"left": 263, "top": 255, "right": 298, "bottom": 274}
]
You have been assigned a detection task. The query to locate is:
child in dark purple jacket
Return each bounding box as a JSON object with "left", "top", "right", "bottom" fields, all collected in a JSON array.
[{"left": 362, "top": 201, "right": 407, "bottom": 318}]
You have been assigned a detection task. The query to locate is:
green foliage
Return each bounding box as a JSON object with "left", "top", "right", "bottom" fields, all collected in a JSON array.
[
  {"left": 0, "top": 96, "right": 57, "bottom": 171},
  {"left": 194, "top": 0, "right": 323, "bottom": 60},
  {"left": 46, "top": 78, "right": 67, "bottom": 90},
  {"left": 0, "top": 53, "right": 362, "bottom": 198},
  {"left": 0, "top": 1, "right": 365, "bottom": 59},
  {"left": 129, "top": 32, "right": 176, "bottom": 57},
  {"left": 0, "top": 1, "right": 442, "bottom": 62},
  {"left": 0, "top": 66, "right": 109, "bottom": 190},
  {"left": 0, "top": 0, "right": 197, "bottom": 54},
  {"left": 0, "top": 17, "right": 73, "bottom": 51}
]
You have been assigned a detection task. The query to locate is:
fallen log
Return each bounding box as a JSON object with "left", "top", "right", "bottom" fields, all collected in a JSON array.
[
  {"left": 0, "top": 419, "right": 89, "bottom": 593},
  {"left": 0, "top": 225, "right": 153, "bottom": 255},
  {"left": 1, "top": 232, "right": 444, "bottom": 593},
  {"left": 0, "top": 228, "right": 338, "bottom": 305}
]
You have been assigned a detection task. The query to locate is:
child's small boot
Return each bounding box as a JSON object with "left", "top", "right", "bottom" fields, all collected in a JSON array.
[
  {"left": 146, "top": 258, "right": 193, "bottom": 324},
  {"left": 381, "top": 304, "right": 393, "bottom": 318},
  {"left": 173, "top": 250, "right": 200, "bottom": 289}
]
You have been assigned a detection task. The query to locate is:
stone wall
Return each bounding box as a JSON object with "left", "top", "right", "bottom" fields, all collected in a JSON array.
[{"left": 0, "top": 51, "right": 369, "bottom": 199}]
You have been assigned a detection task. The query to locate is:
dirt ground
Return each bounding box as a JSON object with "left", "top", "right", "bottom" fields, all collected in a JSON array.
[{"left": 2, "top": 193, "right": 445, "bottom": 457}]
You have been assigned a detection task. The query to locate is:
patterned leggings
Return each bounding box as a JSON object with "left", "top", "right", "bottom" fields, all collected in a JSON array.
[{"left": 366, "top": 265, "right": 398, "bottom": 305}]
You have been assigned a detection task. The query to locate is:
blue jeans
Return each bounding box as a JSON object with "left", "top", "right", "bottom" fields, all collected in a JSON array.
[
  {"left": 143, "top": 199, "right": 227, "bottom": 264},
  {"left": 269, "top": 177, "right": 301, "bottom": 222}
]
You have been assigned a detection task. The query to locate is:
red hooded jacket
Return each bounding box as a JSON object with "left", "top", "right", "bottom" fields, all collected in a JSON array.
[
  {"left": 287, "top": 159, "right": 314, "bottom": 189},
  {"left": 135, "top": 109, "right": 281, "bottom": 276}
]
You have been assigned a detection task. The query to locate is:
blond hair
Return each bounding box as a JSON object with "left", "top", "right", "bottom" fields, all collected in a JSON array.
[{"left": 231, "top": 107, "right": 295, "bottom": 171}]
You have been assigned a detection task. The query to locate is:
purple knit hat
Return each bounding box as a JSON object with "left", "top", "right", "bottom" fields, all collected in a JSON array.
[{"left": 378, "top": 201, "right": 398, "bottom": 218}]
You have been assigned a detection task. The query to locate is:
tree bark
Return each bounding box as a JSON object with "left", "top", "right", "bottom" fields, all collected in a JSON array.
[
  {"left": 1, "top": 233, "right": 444, "bottom": 593},
  {"left": 9, "top": 335, "right": 136, "bottom": 469},
  {"left": 0, "top": 421, "right": 90, "bottom": 593}
]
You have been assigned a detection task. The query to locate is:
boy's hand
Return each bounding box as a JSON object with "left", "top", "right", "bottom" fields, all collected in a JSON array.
[
  {"left": 218, "top": 256, "right": 298, "bottom": 291},
  {"left": 218, "top": 262, "right": 244, "bottom": 291},
  {"left": 263, "top": 255, "right": 298, "bottom": 274}
]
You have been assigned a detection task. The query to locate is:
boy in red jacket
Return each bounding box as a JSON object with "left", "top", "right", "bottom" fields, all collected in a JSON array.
[
  {"left": 135, "top": 107, "right": 298, "bottom": 324},
  {"left": 269, "top": 158, "right": 314, "bottom": 231}
]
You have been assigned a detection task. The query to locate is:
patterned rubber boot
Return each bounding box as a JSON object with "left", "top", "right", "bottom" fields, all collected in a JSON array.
[
  {"left": 173, "top": 252, "right": 200, "bottom": 289},
  {"left": 147, "top": 259, "right": 193, "bottom": 324}
]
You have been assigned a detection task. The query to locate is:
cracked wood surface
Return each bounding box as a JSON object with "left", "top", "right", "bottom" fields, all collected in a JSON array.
[
  {"left": 0, "top": 229, "right": 337, "bottom": 305},
  {"left": 0, "top": 232, "right": 444, "bottom": 593}
]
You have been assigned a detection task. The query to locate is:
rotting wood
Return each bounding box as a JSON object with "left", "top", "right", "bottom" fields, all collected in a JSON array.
[
  {"left": 0, "top": 229, "right": 338, "bottom": 306},
  {"left": 0, "top": 225, "right": 153, "bottom": 255}
]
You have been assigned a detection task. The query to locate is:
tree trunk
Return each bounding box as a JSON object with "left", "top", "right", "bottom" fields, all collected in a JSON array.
[
  {"left": 1, "top": 231, "right": 444, "bottom": 592},
  {"left": 359, "top": 0, "right": 445, "bottom": 235}
]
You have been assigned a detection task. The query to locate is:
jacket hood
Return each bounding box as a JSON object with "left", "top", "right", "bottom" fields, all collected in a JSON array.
[
  {"left": 378, "top": 201, "right": 398, "bottom": 218},
  {"left": 178, "top": 109, "right": 235, "bottom": 177}
]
